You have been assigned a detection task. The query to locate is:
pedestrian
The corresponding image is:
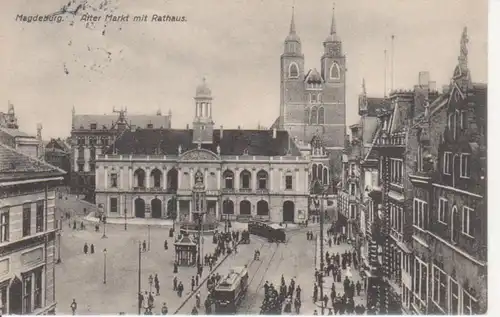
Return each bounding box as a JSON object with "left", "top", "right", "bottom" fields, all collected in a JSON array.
[
  {"left": 313, "top": 309, "right": 318, "bottom": 315},
  {"left": 191, "top": 306, "right": 198, "bottom": 315},
  {"left": 296, "top": 285, "right": 301, "bottom": 300},
  {"left": 173, "top": 276, "right": 178, "bottom": 291},
  {"left": 164, "top": 240, "right": 168, "bottom": 250},
  {"left": 70, "top": 299, "right": 77, "bottom": 315},
  {"left": 294, "top": 297, "right": 301, "bottom": 314},
  {"left": 323, "top": 294, "right": 329, "bottom": 308},
  {"left": 196, "top": 292, "right": 201, "bottom": 308},
  {"left": 138, "top": 292, "right": 144, "bottom": 308},
  {"left": 73, "top": 220, "right": 77, "bottom": 230},
  {"left": 155, "top": 281, "right": 160, "bottom": 296},
  {"left": 196, "top": 274, "right": 199, "bottom": 286},
  {"left": 95, "top": 224, "right": 99, "bottom": 232},
  {"left": 313, "top": 283, "right": 318, "bottom": 302},
  {"left": 356, "top": 280, "right": 362, "bottom": 296},
  {"left": 178, "top": 282, "right": 184, "bottom": 297},
  {"left": 90, "top": 244, "right": 95, "bottom": 254},
  {"left": 148, "top": 292, "right": 154, "bottom": 308},
  {"left": 83, "top": 243, "right": 88, "bottom": 255},
  {"left": 173, "top": 262, "right": 178, "bottom": 274},
  {"left": 143, "top": 240, "right": 147, "bottom": 252},
  {"left": 161, "top": 302, "right": 168, "bottom": 315},
  {"left": 155, "top": 273, "right": 159, "bottom": 286},
  {"left": 191, "top": 276, "right": 195, "bottom": 291},
  {"left": 328, "top": 308, "right": 333, "bottom": 315}
]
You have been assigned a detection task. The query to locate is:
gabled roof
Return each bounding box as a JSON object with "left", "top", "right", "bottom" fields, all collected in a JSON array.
[
  {"left": 46, "top": 138, "right": 71, "bottom": 152},
  {"left": 105, "top": 128, "right": 302, "bottom": 157},
  {"left": 174, "top": 234, "right": 196, "bottom": 246},
  {"left": 0, "top": 143, "right": 66, "bottom": 182},
  {"left": 304, "top": 68, "right": 322, "bottom": 84}
]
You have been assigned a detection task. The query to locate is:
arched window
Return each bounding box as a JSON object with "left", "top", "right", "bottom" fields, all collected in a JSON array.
[
  {"left": 318, "top": 164, "right": 324, "bottom": 182},
  {"left": 223, "top": 200, "right": 234, "bottom": 215},
  {"left": 310, "top": 107, "right": 318, "bottom": 124},
  {"left": 223, "top": 170, "right": 234, "bottom": 189},
  {"left": 289, "top": 63, "right": 299, "bottom": 78},
  {"left": 257, "top": 170, "right": 268, "bottom": 190},
  {"left": 240, "top": 200, "right": 251, "bottom": 215},
  {"left": 330, "top": 63, "right": 340, "bottom": 79},
  {"left": 151, "top": 168, "right": 162, "bottom": 188},
  {"left": 167, "top": 168, "right": 178, "bottom": 191},
  {"left": 318, "top": 93, "right": 322, "bottom": 103},
  {"left": 240, "top": 170, "right": 251, "bottom": 189},
  {"left": 318, "top": 107, "right": 325, "bottom": 124},
  {"left": 304, "top": 108, "right": 310, "bottom": 124},
  {"left": 323, "top": 167, "right": 328, "bottom": 185},
  {"left": 312, "top": 164, "right": 317, "bottom": 180},
  {"left": 134, "top": 168, "right": 145, "bottom": 188}
]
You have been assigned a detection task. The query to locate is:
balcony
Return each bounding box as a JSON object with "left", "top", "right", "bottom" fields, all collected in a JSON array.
[
  {"left": 166, "top": 187, "right": 177, "bottom": 194},
  {"left": 221, "top": 188, "right": 235, "bottom": 194},
  {"left": 256, "top": 188, "right": 269, "bottom": 194},
  {"left": 239, "top": 188, "right": 252, "bottom": 193},
  {"left": 132, "top": 186, "right": 164, "bottom": 193}
]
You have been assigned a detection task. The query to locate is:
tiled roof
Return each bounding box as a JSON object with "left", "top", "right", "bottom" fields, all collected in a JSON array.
[
  {"left": 73, "top": 114, "right": 171, "bottom": 130},
  {"left": 0, "top": 143, "right": 66, "bottom": 182},
  {"left": 105, "top": 128, "right": 302, "bottom": 157},
  {"left": 0, "top": 127, "right": 34, "bottom": 138}
]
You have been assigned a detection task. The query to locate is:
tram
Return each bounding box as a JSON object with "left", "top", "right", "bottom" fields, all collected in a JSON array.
[
  {"left": 248, "top": 220, "right": 286, "bottom": 243},
  {"left": 214, "top": 266, "right": 249, "bottom": 314}
]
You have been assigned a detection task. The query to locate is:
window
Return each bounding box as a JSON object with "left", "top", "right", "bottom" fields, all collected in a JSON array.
[
  {"left": 310, "top": 107, "right": 318, "bottom": 124},
  {"left": 111, "top": 173, "right": 118, "bottom": 187},
  {"left": 78, "top": 164, "right": 84, "bottom": 172},
  {"left": 318, "top": 107, "right": 325, "bottom": 124},
  {"left": 449, "top": 278, "right": 459, "bottom": 314},
  {"left": 304, "top": 108, "right": 310, "bottom": 124},
  {"left": 390, "top": 158, "right": 403, "bottom": 184},
  {"left": 110, "top": 198, "right": 118, "bottom": 213},
  {"left": 34, "top": 269, "right": 43, "bottom": 310},
  {"left": 451, "top": 205, "right": 459, "bottom": 243},
  {"left": 78, "top": 147, "right": 84, "bottom": 159},
  {"left": 330, "top": 63, "right": 340, "bottom": 79},
  {"left": 463, "top": 290, "right": 479, "bottom": 314},
  {"left": 89, "top": 138, "right": 96, "bottom": 146},
  {"left": 77, "top": 138, "right": 85, "bottom": 146},
  {"left": 417, "top": 144, "right": 423, "bottom": 172},
  {"left": 22, "top": 203, "right": 31, "bottom": 237},
  {"left": 413, "top": 257, "right": 428, "bottom": 308},
  {"left": 23, "top": 274, "right": 32, "bottom": 314},
  {"left": 460, "top": 110, "right": 468, "bottom": 129},
  {"left": 432, "top": 265, "right": 447, "bottom": 311},
  {"left": 240, "top": 171, "right": 251, "bottom": 189},
  {"left": 36, "top": 201, "right": 44, "bottom": 233},
  {"left": 102, "top": 137, "right": 109, "bottom": 147},
  {"left": 413, "top": 198, "right": 428, "bottom": 230},
  {"left": 318, "top": 93, "right": 322, "bottom": 103},
  {"left": 223, "top": 170, "right": 234, "bottom": 189},
  {"left": 460, "top": 153, "right": 470, "bottom": 178},
  {"left": 0, "top": 209, "right": 9, "bottom": 243},
  {"left": 390, "top": 204, "right": 403, "bottom": 234},
  {"left": 89, "top": 163, "right": 95, "bottom": 172},
  {"left": 257, "top": 171, "right": 268, "bottom": 190},
  {"left": 289, "top": 63, "right": 299, "bottom": 78},
  {"left": 448, "top": 113, "right": 457, "bottom": 139},
  {"left": 443, "top": 152, "right": 452, "bottom": 175},
  {"left": 349, "top": 183, "right": 356, "bottom": 196},
  {"left": 90, "top": 147, "right": 96, "bottom": 160},
  {"left": 90, "top": 123, "right": 97, "bottom": 130},
  {"left": 438, "top": 198, "right": 448, "bottom": 223},
  {"left": 285, "top": 175, "right": 293, "bottom": 190},
  {"left": 462, "top": 206, "right": 473, "bottom": 236}
]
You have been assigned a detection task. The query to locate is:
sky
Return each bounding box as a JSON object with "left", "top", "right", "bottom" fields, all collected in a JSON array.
[{"left": 0, "top": 0, "right": 488, "bottom": 139}]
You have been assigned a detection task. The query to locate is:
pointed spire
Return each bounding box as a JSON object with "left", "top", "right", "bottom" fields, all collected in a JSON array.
[
  {"left": 289, "top": 5, "right": 296, "bottom": 35},
  {"left": 330, "top": 3, "right": 337, "bottom": 35},
  {"left": 459, "top": 26, "right": 469, "bottom": 68}
]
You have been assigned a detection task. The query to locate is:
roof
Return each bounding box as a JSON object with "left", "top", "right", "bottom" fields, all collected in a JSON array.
[
  {"left": 363, "top": 117, "right": 379, "bottom": 144},
  {"left": 305, "top": 69, "right": 322, "bottom": 84},
  {"left": 174, "top": 234, "right": 196, "bottom": 246},
  {"left": 73, "top": 114, "right": 171, "bottom": 130},
  {"left": 0, "top": 143, "right": 66, "bottom": 182},
  {"left": 216, "top": 266, "right": 248, "bottom": 290},
  {"left": 45, "top": 138, "right": 71, "bottom": 152},
  {"left": 0, "top": 127, "right": 34, "bottom": 138},
  {"left": 364, "top": 97, "right": 391, "bottom": 117},
  {"left": 105, "top": 128, "right": 302, "bottom": 157},
  {"left": 195, "top": 78, "right": 212, "bottom": 98}
]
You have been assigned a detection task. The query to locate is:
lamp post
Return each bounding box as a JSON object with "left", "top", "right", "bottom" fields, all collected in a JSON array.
[
  {"left": 56, "top": 219, "right": 62, "bottom": 264},
  {"left": 313, "top": 179, "right": 326, "bottom": 315},
  {"left": 138, "top": 242, "right": 142, "bottom": 315},
  {"left": 102, "top": 216, "right": 107, "bottom": 239},
  {"left": 103, "top": 248, "right": 107, "bottom": 284},
  {"left": 147, "top": 225, "right": 151, "bottom": 251}
]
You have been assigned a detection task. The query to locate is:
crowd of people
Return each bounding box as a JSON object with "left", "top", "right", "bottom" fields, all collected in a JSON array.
[{"left": 259, "top": 275, "right": 303, "bottom": 314}]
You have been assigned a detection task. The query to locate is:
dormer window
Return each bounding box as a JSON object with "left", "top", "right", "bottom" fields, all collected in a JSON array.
[
  {"left": 289, "top": 63, "right": 299, "bottom": 79},
  {"left": 329, "top": 63, "right": 340, "bottom": 79},
  {"left": 90, "top": 123, "right": 97, "bottom": 130}
]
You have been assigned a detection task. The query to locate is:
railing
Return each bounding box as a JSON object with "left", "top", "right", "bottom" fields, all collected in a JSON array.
[
  {"left": 256, "top": 188, "right": 269, "bottom": 194},
  {"left": 221, "top": 188, "right": 235, "bottom": 194},
  {"left": 239, "top": 188, "right": 252, "bottom": 193}
]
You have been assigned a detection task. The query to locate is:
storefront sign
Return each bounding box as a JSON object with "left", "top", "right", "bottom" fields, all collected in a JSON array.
[{"left": 21, "top": 247, "right": 43, "bottom": 267}]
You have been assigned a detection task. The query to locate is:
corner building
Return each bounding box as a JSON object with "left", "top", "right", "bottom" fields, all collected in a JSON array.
[
  {"left": 0, "top": 143, "right": 65, "bottom": 315},
  {"left": 95, "top": 80, "right": 310, "bottom": 223}
]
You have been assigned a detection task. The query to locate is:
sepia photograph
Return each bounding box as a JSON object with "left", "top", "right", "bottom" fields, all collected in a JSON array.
[{"left": 0, "top": 0, "right": 489, "bottom": 315}]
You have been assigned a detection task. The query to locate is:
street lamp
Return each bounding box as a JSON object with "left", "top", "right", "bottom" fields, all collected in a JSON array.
[
  {"left": 147, "top": 225, "right": 151, "bottom": 251},
  {"left": 138, "top": 242, "right": 142, "bottom": 315},
  {"left": 103, "top": 248, "right": 107, "bottom": 284},
  {"left": 102, "top": 216, "right": 107, "bottom": 239}
]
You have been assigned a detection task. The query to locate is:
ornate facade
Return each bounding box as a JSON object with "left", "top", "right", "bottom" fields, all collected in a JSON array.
[
  {"left": 95, "top": 80, "right": 310, "bottom": 223},
  {"left": 0, "top": 143, "right": 65, "bottom": 315}
]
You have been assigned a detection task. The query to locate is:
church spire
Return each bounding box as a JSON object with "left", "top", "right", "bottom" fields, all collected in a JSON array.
[
  {"left": 330, "top": 3, "right": 337, "bottom": 35},
  {"left": 289, "top": 6, "right": 296, "bottom": 35}
]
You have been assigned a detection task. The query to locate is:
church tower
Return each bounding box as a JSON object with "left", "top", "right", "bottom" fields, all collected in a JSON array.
[
  {"left": 279, "top": 6, "right": 305, "bottom": 128},
  {"left": 193, "top": 78, "right": 214, "bottom": 144}
]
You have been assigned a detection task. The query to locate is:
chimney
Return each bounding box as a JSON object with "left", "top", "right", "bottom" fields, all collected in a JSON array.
[
  {"left": 418, "top": 71, "right": 430, "bottom": 89},
  {"left": 220, "top": 125, "right": 223, "bottom": 138},
  {"left": 272, "top": 128, "right": 277, "bottom": 139},
  {"left": 186, "top": 124, "right": 189, "bottom": 130},
  {"left": 429, "top": 81, "right": 437, "bottom": 92},
  {"left": 413, "top": 71, "right": 430, "bottom": 120}
]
